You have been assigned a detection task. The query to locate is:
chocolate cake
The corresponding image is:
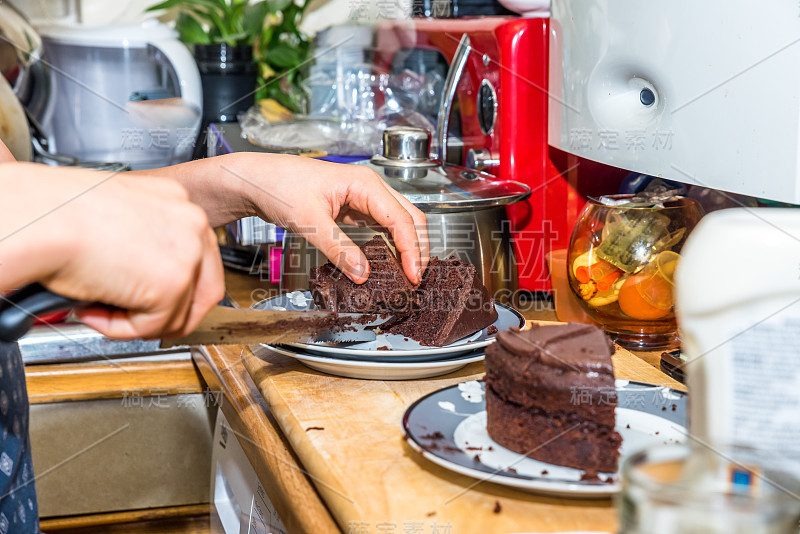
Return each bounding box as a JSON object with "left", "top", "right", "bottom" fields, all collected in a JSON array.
[
  {"left": 384, "top": 256, "right": 498, "bottom": 346},
  {"left": 309, "top": 235, "right": 417, "bottom": 313},
  {"left": 309, "top": 243, "right": 498, "bottom": 346},
  {"left": 484, "top": 323, "right": 622, "bottom": 473}
]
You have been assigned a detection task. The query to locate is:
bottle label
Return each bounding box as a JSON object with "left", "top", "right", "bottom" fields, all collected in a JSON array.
[{"left": 725, "top": 316, "right": 800, "bottom": 481}]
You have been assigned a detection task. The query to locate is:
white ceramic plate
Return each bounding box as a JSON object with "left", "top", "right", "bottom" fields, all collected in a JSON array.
[
  {"left": 257, "top": 344, "right": 486, "bottom": 380},
  {"left": 252, "top": 291, "right": 525, "bottom": 358},
  {"left": 402, "top": 380, "right": 688, "bottom": 497}
]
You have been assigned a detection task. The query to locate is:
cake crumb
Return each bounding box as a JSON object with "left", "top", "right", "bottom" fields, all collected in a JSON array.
[
  {"left": 507, "top": 467, "right": 517, "bottom": 474},
  {"left": 655, "top": 431, "right": 660, "bottom": 435},
  {"left": 465, "top": 446, "right": 482, "bottom": 451},
  {"left": 426, "top": 511, "right": 436, "bottom": 518},
  {"left": 487, "top": 325, "right": 498, "bottom": 335},
  {"left": 487, "top": 446, "right": 494, "bottom": 451},
  {"left": 473, "top": 454, "right": 481, "bottom": 463},
  {"left": 626, "top": 424, "right": 631, "bottom": 429},
  {"left": 540, "top": 469, "right": 548, "bottom": 476},
  {"left": 662, "top": 406, "right": 667, "bottom": 411},
  {"left": 420, "top": 431, "right": 445, "bottom": 440},
  {"left": 493, "top": 501, "right": 502, "bottom": 514},
  {"left": 305, "top": 426, "right": 325, "bottom": 431},
  {"left": 671, "top": 403, "right": 677, "bottom": 411},
  {"left": 580, "top": 470, "right": 600, "bottom": 482},
  {"left": 376, "top": 346, "right": 392, "bottom": 351}
]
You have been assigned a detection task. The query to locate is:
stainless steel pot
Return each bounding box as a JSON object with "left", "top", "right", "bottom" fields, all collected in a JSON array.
[{"left": 280, "top": 127, "right": 531, "bottom": 302}]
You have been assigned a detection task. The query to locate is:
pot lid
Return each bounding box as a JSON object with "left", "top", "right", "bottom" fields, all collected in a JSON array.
[{"left": 361, "top": 126, "right": 531, "bottom": 210}]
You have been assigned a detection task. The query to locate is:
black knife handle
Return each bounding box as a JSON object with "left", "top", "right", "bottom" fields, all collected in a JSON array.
[{"left": 0, "top": 283, "right": 78, "bottom": 342}]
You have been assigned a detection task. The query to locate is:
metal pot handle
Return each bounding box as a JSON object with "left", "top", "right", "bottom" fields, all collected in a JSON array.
[
  {"left": 435, "top": 34, "right": 471, "bottom": 162},
  {"left": 147, "top": 38, "right": 203, "bottom": 115}
]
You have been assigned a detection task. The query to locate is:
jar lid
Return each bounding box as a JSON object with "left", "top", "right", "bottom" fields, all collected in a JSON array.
[
  {"left": 38, "top": 19, "right": 176, "bottom": 48},
  {"left": 362, "top": 126, "right": 531, "bottom": 210}
]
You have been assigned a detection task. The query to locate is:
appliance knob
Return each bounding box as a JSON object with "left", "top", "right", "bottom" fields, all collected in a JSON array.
[
  {"left": 477, "top": 79, "right": 498, "bottom": 135},
  {"left": 382, "top": 126, "right": 432, "bottom": 162},
  {"left": 466, "top": 148, "right": 500, "bottom": 173}
]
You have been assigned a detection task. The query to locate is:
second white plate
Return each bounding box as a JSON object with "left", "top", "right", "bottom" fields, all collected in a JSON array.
[
  {"left": 258, "top": 344, "right": 486, "bottom": 380},
  {"left": 402, "top": 380, "right": 688, "bottom": 497}
]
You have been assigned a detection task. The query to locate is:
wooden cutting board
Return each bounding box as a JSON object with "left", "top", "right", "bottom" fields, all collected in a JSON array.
[{"left": 242, "top": 342, "right": 683, "bottom": 534}]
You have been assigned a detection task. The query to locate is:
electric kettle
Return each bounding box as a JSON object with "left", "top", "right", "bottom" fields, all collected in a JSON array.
[{"left": 39, "top": 19, "right": 202, "bottom": 170}]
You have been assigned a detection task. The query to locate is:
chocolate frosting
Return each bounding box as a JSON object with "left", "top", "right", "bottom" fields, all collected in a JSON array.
[
  {"left": 485, "top": 323, "right": 617, "bottom": 416},
  {"left": 484, "top": 322, "right": 621, "bottom": 471},
  {"left": 496, "top": 323, "right": 615, "bottom": 375}
]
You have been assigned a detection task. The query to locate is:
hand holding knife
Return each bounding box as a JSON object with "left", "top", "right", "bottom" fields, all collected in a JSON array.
[{"left": 0, "top": 284, "right": 386, "bottom": 345}]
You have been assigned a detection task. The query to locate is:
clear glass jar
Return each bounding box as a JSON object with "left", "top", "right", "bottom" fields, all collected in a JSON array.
[
  {"left": 567, "top": 195, "right": 704, "bottom": 350},
  {"left": 619, "top": 444, "right": 800, "bottom": 534}
]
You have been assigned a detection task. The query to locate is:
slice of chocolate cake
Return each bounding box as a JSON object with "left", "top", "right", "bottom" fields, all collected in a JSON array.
[
  {"left": 484, "top": 323, "right": 622, "bottom": 473},
  {"left": 385, "top": 256, "right": 498, "bottom": 346},
  {"left": 310, "top": 247, "right": 498, "bottom": 346},
  {"left": 309, "top": 235, "right": 417, "bottom": 313}
]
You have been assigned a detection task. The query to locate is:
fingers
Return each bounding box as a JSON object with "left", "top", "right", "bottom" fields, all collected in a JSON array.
[
  {"left": 75, "top": 306, "right": 143, "bottom": 340},
  {"left": 179, "top": 226, "right": 226, "bottom": 336},
  {"left": 303, "top": 214, "right": 370, "bottom": 283},
  {"left": 336, "top": 208, "right": 380, "bottom": 229},
  {"left": 382, "top": 183, "right": 430, "bottom": 279},
  {"left": 76, "top": 219, "right": 224, "bottom": 339},
  {"left": 342, "top": 171, "right": 425, "bottom": 284}
]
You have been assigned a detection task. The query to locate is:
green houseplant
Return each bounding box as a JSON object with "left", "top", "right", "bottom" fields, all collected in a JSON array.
[{"left": 147, "top": 0, "right": 311, "bottom": 113}]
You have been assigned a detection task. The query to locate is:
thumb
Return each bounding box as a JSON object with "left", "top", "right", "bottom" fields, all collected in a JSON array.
[{"left": 304, "top": 219, "right": 370, "bottom": 284}]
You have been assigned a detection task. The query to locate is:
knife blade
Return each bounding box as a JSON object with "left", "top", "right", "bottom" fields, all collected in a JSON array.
[
  {"left": 159, "top": 306, "right": 386, "bottom": 347},
  {"left": 0, "top": 284, "right": 387, "bottom": 347}
]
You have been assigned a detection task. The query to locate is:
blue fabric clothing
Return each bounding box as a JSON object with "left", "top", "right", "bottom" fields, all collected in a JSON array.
[{"left": 0, "top": 341, "right": 39, "bottom": 534}]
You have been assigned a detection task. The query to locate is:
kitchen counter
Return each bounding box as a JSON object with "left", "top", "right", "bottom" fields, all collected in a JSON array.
[{"left": 192, "top": 271, "right": 684, "bottom": 534}]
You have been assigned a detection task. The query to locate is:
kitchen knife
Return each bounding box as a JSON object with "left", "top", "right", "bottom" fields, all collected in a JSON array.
[
  {"left": 0, "top": 284, "right": 386, "bottom": 345},
  {"left": 158, "top": 306, "right": 385, "bottom": 347}
]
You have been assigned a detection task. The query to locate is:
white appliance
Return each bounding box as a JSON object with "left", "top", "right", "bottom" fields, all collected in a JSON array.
[
  {"left": 39, "top": 19, "right": 202, "bottom": 170},
  {"left": 550, "top": 0, "right": 800, "bottom": 499},
  {"left": 549, "top": 1, "right": 800, "bottom": 203},
  {"left": 11, "top": 0, "right": 154, "bottom": 29}
]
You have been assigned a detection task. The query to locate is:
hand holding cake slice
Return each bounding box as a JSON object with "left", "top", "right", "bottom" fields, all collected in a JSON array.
[
  {"left": 484, "top": 323, "right": 622, "bottom": 474},
  {"left": 309, "top": 235, "right": 498, "bottom": 346}
]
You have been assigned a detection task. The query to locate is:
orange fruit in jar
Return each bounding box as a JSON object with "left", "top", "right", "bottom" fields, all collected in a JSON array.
[{"left": 617, "top": 273, "right": 673, "bottom": 320}]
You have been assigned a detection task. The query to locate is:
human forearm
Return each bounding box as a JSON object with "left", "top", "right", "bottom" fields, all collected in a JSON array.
[
  {"left": 0, "top": 163, "right": 81, "bottom": 291},
  {"left": 131, "top": 153, "right": 257, "bottom": 227},
  {"left": 134, "top": 151, "right": 429, "bottom": 284}
]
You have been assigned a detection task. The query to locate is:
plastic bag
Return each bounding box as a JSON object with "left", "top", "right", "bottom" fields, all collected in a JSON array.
[{"left": 239, "top": 69, "right": 439, "bottom": 156}]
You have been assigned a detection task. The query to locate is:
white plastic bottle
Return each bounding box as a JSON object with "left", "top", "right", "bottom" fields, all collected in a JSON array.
[{"left": 675, "top": 207, "right": 800, "bottom": 491}]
